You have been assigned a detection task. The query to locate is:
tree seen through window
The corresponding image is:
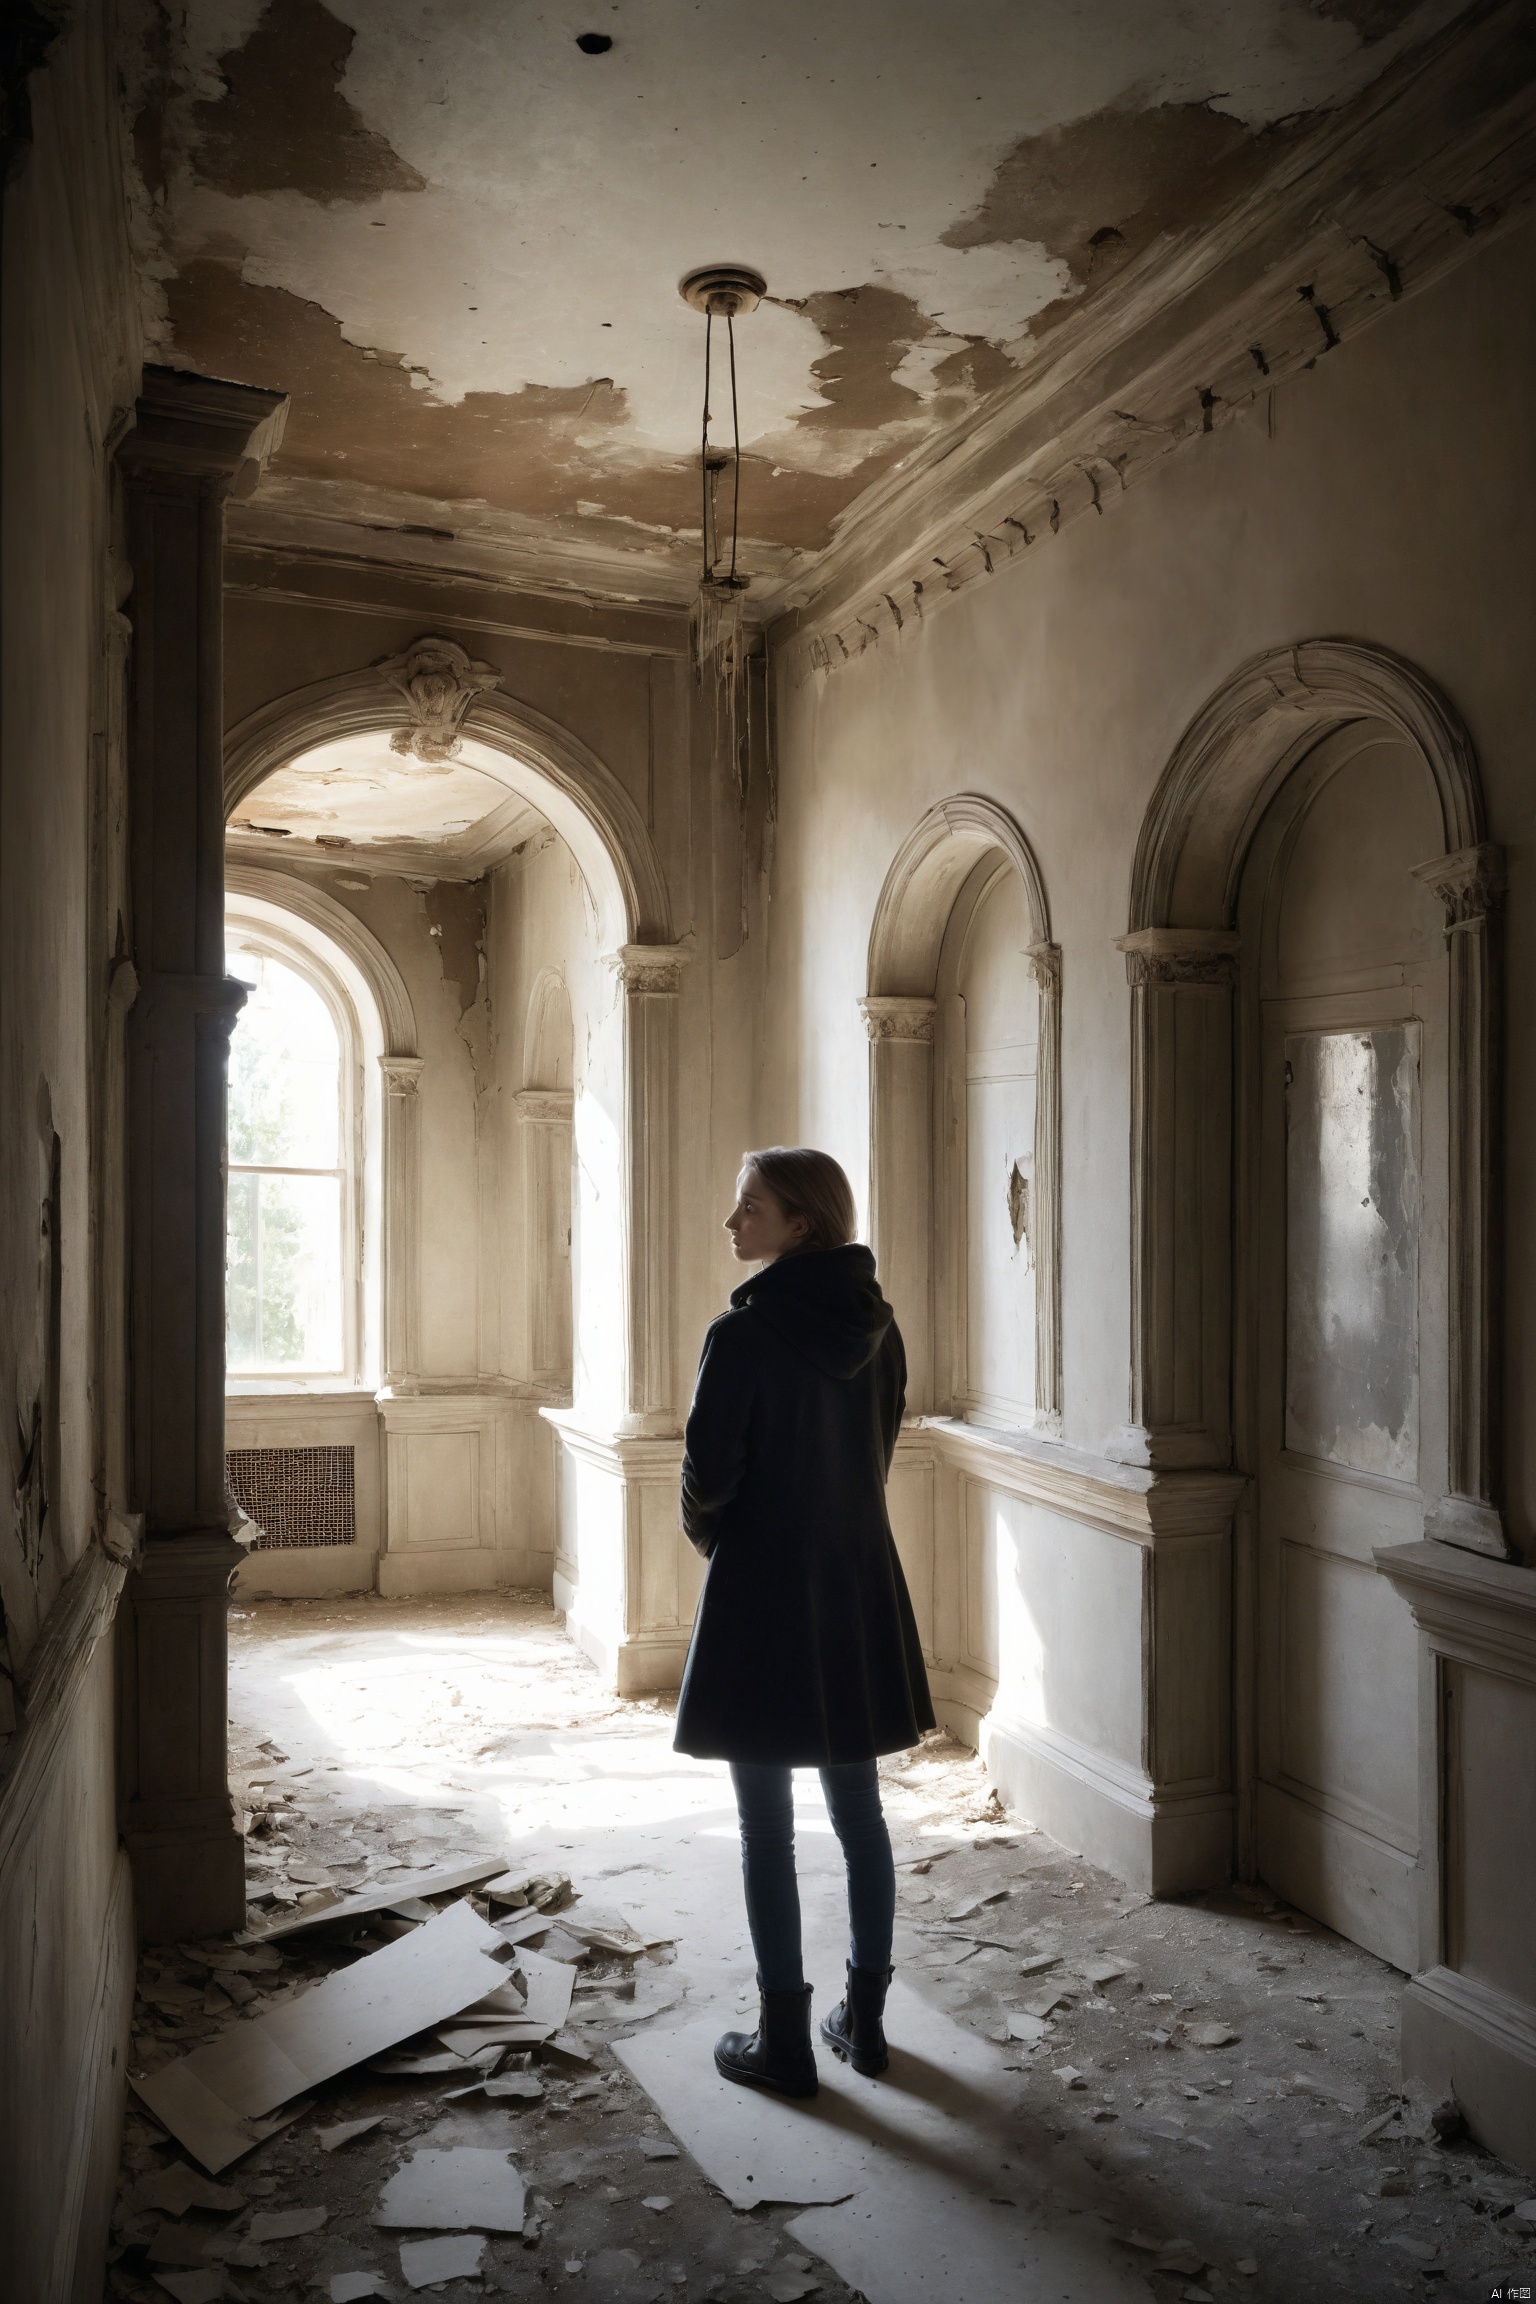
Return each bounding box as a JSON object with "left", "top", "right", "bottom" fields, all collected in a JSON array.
[{"left": 226, "top": 945, "right": 346, "bottom": 1373}]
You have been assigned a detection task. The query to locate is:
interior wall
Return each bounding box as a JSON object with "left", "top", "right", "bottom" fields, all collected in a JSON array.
[
  {"left": 0, "top": 2, "right": 143, "bottom": 2294},
  {"left": 760, "top": 219, "right": 1536, "bottom": 1897},
  {"left": 765, "top": 216, "right": 1536, "bottom": 1542}
]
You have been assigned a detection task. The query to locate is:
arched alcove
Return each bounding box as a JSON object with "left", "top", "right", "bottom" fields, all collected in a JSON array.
[
  {"left": 1118, "top": 636, "right": 1505, "bottom": 1972},
  {"left": 1116, "top": 638, "right": 1502, "bottom": 1551},
  {"left": 863, "top": 794, "right": 1061, "bottom": 1429},
  {"left": 223, "top": 658, "right": 691, "bottom": 1686}
]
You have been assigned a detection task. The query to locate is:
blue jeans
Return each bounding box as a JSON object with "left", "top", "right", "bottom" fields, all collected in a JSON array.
[{"left": 729, "top": 1760, "right": 896, "bottom": 1995}]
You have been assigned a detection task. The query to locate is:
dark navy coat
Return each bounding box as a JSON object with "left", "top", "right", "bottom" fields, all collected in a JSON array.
[{"left": 672, "top": 1244, "right": 935, "bottom": 1766}]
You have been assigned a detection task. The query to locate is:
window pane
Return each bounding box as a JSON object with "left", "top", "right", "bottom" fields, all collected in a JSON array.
[
  {"left": 227, "top": 948, "right": 341, "bottom": 1168},
  {"left": 226, "top": 1172, "right": 345, "bottom": 1372}
]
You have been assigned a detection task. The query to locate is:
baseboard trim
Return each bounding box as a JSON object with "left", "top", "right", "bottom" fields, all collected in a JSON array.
[
  {"left": 1403, "top": 1964, "right": 1536, "bottom": 2179},
  {"left": 1253, "top": 1779, "right": 1417, "bottom": 1973},
  {"left": 376, "top": 1550, "right": 550, "bottom": 1597},
  {"left": 982, "top": 1709, "right": 1231, "bottom": 1894}
]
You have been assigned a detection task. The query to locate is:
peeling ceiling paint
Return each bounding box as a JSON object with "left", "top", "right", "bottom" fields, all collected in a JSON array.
[
  {"left": 131, "top": 0, "right": 1465, "bottom": 566},
  {"left": 226, "top": 731, "right": 546, "bottom": 874}
]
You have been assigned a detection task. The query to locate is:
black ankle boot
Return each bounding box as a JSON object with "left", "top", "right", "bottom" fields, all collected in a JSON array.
[
  {"left": 714, "top": 1982, "right": 818, "bottom": 2098},
  {"left": 820, "top": 1961, "right": 892, "bottom": 2076}
]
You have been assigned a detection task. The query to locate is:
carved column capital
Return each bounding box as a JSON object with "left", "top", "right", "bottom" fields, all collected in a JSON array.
[
  {"left": 377, "top": 636, "right": 502, "bottom": 765},
  {"left": 1412, "top": 843, "right": 1504, "bottom": 932},
  {"left": 116, "top": 366, "right": 288, "bottom": 493},
  {"left": 379, "top": 1054, "right": 426, "bottom": 1097},
  {"left": 1116, "top": 927, "right": 1240, "bottom": 987},
  {"left": 610, "top": 943, "right": 691, "bottom": 996},
  {"left": 516, "top": 1088, "right": 575, "bottom": 1126},
  {"left": 859, "top": 995, "right": 937, "bottom": 1043},
  {"left": 1027, "top": 940, "right": 1062, "bottom": 996}
]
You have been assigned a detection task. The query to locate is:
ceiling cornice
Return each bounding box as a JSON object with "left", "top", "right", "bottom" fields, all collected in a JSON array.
[{"left": 766, "top": 0, "right": 1536, "bottom": 667}]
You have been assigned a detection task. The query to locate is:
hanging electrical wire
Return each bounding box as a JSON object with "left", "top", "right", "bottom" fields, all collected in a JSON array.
[{"left": 680, "top": 264, "right": 764, "bottom": 805}]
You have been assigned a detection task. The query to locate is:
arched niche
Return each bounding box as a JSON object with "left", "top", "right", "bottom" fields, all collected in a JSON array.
[
  {"left": 863, "top": 795, "right": 1061, "bottom": 1429},
  {"left": 1117, "top": 640, "right": 1504, "bottom": 1556},
  {"left": 224, "top": 661, "right": 687, "bottom": 1435}
]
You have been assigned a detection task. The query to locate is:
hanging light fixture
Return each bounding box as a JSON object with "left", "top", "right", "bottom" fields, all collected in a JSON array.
[{"left": 679, "top": 263, "right": 766, "bottom": 800}]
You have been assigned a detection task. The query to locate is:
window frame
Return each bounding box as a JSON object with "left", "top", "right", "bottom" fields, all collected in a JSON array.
[{"left": 225, "top": 920, "right": 367, "bottom": 1388}]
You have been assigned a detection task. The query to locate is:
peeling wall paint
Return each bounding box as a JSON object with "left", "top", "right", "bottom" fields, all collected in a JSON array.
[{"left": 128, "top": 0, "right": 1467, "bottom": 561}]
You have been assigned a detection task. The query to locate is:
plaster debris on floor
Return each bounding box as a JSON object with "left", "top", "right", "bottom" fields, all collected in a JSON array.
[{"left": 104, "top": 1594, "right": 1536, "bottom": 2304}]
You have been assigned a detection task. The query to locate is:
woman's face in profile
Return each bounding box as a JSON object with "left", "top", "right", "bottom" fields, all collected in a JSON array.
[{"left": 724, "top": 1168, "right": 809, "bottom": 1264}]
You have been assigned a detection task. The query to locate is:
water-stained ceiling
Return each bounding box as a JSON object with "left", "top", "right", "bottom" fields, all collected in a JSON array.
[{"left": 131, "top": 0, "right": 1461, "bottom": 592}]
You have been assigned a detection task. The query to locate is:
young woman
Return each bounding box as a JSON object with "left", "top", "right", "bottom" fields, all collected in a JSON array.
[{"left": 672, "top": 1147, "right": 935, "bottom": 2097}]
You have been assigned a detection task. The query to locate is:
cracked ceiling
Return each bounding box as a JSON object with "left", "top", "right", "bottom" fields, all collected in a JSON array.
[{"left": 130, "top": 0, "right": 1464, "bottom": 595}]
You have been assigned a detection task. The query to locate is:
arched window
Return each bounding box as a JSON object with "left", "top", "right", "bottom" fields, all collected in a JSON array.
[{"left": 226, "top": 908, "right": 373, "bottom": 1385}]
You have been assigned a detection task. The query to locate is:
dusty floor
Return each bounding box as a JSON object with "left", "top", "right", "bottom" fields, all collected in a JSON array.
[{"left": 105, "top": 1594, "right": 1536, "bottom": 2304}]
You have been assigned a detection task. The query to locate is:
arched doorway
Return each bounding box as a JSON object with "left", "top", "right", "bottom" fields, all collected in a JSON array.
[
  {"left": 1123, "top": 640, "right": 1503, "bottom": 1962},
  {"left": 223, "top": 648, "right": 694, "bottom": 1687}
]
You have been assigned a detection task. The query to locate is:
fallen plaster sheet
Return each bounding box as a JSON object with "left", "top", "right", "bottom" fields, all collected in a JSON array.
[
  {"left": 375, "top": 2146, "right": 526, "bottom": 2232},
  {"left": 318, "top": 2115, "right": 388, "bottom": 2152},
  {"left": 616, "top": 1983, "right": 1151, "bottom": 2304},
  {"left": 135, "top": 1903, "right": 511, "bottom": 2171},
  {"left": 437, "top": 2021, "right": 554, "bottom": 2054},
  {"left": 399, "top": 2235, "right": 486, "bottom": 2289},
  {"left": 512, "top": 1947, "right": 576, "bottom": 2030},
  {"left": 248, "top": 1855, "right": 507, "bottom": 1941},
  {"left": 493, "top": 1906, "right": 562, "bottom": 1948}
]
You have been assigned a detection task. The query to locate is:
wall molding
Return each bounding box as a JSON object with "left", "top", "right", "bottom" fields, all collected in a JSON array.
[
  {"left": 1129, "top": 641, "right": 1486, "bottom": 934},
  {"left": 916, "top": 1417, "right": 1246, "bottom": 1546}
]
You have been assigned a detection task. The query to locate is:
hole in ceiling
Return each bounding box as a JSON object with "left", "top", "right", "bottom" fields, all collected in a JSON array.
[{"left": 575, "top": 33, "right": 613, "bottom": 53}]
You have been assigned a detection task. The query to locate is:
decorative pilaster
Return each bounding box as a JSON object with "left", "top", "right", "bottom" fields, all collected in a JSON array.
[
  {"left": 379, "top": 1056, "right": 425, "bottom": 1391},
  {"left": 115, "top": 367, "right": 287, "bottom": 1940},
  {"left": 517, "top": 1088, "right": 575, "bottom": 1385},
  {"left": 611, "top": 945, "right": 689, "bottom": 1433},
  {"left": 1028, "top": 941, "right": 1064, "bottom": 1433},
  {"left": 860, "top": 996, "right": 937, "bottom": 1412},
  {"left": 1411, "top": 844, "right": 1507, "bottom": 1558},
  {"left": 1375, "top": 1539, "right": 1536, "bottom": 2172},
  {"left": 1110, "top": 928, "right": 1239, "bottom": 1471}
]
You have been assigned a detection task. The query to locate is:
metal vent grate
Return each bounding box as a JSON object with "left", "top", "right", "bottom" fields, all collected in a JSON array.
[{"left": 226, "top": 1445, "right": 355, "bottom": 1549}]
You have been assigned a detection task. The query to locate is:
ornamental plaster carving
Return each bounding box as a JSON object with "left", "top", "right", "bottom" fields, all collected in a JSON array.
[
  {"left": 859, "top": 995, "right": 937, "bottom": 1043},
  {"left": 1027, "top": 941, "right": 1062, "bottom": 996},
  {"left": 610, "top": 943, "right": 690, "bottom": 996},
  {"left": 516, "top": 1088, "right": 575, "bottom": 1125},
  {"left": 1412, "top": 843, "right": 1505, "bottom": 931},
  {"left": 378, "top": 636, "right": 501, "bottom": 764},
  {"left": 379, "top": 1055, "right": 426, "bottom": 1097}
]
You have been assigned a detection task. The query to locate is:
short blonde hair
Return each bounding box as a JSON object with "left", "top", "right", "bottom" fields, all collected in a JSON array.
[{"left": 740, "top": 1147, "right": 857, "bottom": 1254}]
